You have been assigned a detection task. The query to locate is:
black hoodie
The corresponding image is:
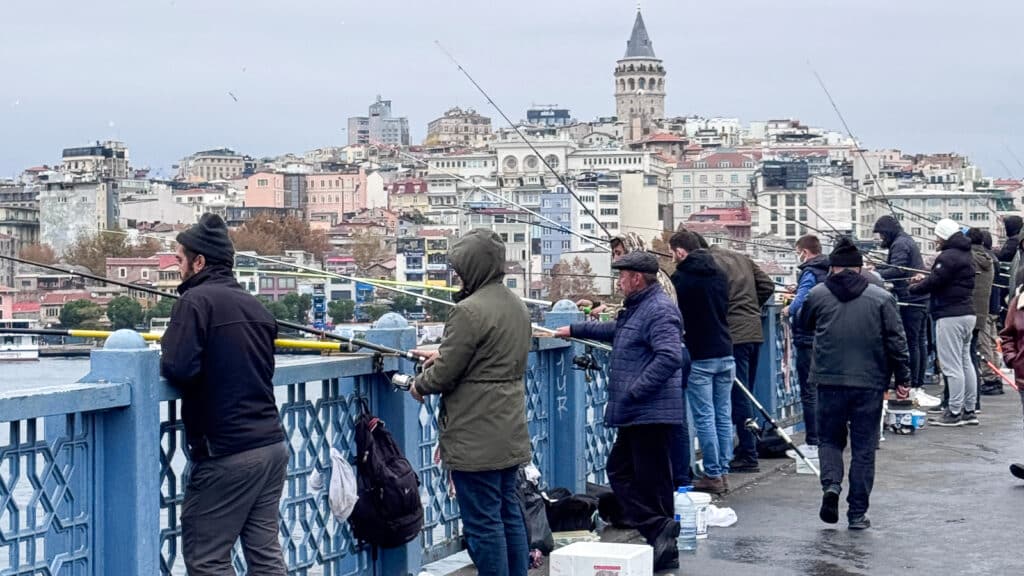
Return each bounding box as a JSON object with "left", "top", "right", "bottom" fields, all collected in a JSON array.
[
  {"left": 998, "top": 216, "right": 1024, "bottom": 263},
  {"left": 872, "top": 215, "right": 928, "bottom": 303},
  {"left": 908, "top": 233, "right": 976, "bottom": 320},
  {"left": 670, "top": 249, "right": 732, "bottom": 360},
  {"left": 801, "top": 270, "right": 910, "bottom": 389}
]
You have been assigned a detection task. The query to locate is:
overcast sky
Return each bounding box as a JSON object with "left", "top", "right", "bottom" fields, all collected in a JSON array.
[{"left": 1, "top": 0, "right": 1022, "bottom": 179}]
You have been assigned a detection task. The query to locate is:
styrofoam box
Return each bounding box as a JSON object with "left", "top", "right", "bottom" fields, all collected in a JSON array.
[{"left": 550, "top": 542, "right": 653, "bottom": 576}]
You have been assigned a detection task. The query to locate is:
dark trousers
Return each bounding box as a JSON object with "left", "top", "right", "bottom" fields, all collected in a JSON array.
[
  {"left": 818, "top": 388, "right": 883, "bottom": 519},
  {"left": 607, "top": 424, "right": 675, "bottom": 544},
  {"left": 670, "top": 393, "right": 692, "bottom": 488},
  {"left": 731, "top": 342, "right": 761, "bottom": 461},
  {"left": 795, "top": 344, "right": 817, "bottom": 446},
  {"left": 671, "top": 347, "right": 693, "bottom": 487},
  {"left": 182, "top": 441, "right": 289, "bottom": 576},
  {"left": 450, "top": 467, "right": 528, "bottom": 576},
  {"left": 901, "top": 305, "right": 929, "bottom": 388}
]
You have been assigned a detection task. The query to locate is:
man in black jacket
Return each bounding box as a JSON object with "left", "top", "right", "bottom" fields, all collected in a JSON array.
[
  {"left": 670, "top": 230, "right": 734, "bottom": 495},
  {"left": 872, "top": 216, "right": 933, "bottom": 405},
  {"left": 801, "top": 237, "right": 910, "bottom": 530},
  {"left": 909, "top": 219, "right": 977, "bottom": 427},
  {"left": 161, "top": 214, "right": 288, "bottom": 575}
]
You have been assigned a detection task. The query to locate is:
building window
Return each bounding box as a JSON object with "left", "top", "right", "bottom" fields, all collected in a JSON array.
[
  {"left": 699, "top": 190, "right": 708, "bottom": 200},
  {"left": 258, "top": 178, "right": 268, "bottom": 187},
  {"left": 507, "top": 278, "right": 518, "bottom": 289},
  {"left": 770, "top": 195, "right": 778, "bottom": 207},
  {"left": 543, "top": 255, "right": 552, "bottom": 263},
  {"left": 682, "top": 190, "right": 692, "bottom": 200},
  {"left": 699, "top": 175, "right": 708, "bottom": 183},
  {"left": 513, "top": 233, "right": 526, "bottom": 243},
  {"left": 500, "top": 233, "right": 509, "bottom": 242},
  {"left": 786, "top": 224, "right": 796, "bottom": 236},
  {"left": 260, "top": 277, "right": 274, "bottom": 289},
  {"left": 731, "top": 174, "right": 740, "bottom": 183},
  {"left": 561, "top": 240, "right": 571, "bottom": 249},
  {"left": 141, "top": 269, "right": 149, "bottom": 279},
  {"left": 599, "top": 208, "right": 618, "bottom": 216},
  {"left": 118, "top": 267, "right": 127, "bottom": 278},
  {"left": 682, "top": 175, "right": 691, "bottom": 184},
  {"left": 715, "top": 174, "right": 724, "bottom": 183},
  {"left": 949, "top": 212, "right": 963, "bottom": 221},
  {"left": 785, "top": 195, "right": 795, "bottom": 207}
]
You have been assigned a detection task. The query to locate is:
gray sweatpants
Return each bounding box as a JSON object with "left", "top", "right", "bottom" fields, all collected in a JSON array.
[
  {"left": 182, "top": 441, "right": 289, "bottom": 576},
  {"left": 936, "top": 315, "right": 977, "bottom": 415}
]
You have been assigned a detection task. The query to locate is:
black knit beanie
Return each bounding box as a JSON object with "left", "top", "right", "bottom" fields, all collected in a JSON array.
[
  {"left": 176, "top": 213, "right": 235, "bottom": 267},
  {"left": 828, "top": 237, "right": 863, "bottom": 268}
]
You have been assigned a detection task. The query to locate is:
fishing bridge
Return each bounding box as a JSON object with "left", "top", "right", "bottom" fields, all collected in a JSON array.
[{"left": 0, "top": 303, "right": 800, "bottom": 575}]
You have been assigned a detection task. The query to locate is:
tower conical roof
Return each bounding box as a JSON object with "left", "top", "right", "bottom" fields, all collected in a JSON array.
[{"left": 624, "top": 9, "right": 656, "bottom": 59}]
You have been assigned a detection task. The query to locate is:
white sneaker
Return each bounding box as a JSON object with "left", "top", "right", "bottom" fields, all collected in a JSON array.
[{"left": 912, "top": 389, "right": 941, "bottom": 408}]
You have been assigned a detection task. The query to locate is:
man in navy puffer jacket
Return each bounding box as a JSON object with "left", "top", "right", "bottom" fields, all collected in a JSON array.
[{"left": 555, "top": 250, "right": 684, "bottom": 572}]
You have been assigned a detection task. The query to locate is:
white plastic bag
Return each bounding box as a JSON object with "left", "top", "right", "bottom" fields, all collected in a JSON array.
[{"left": 310, "top": 447, "right": 358, "bottom": 522}]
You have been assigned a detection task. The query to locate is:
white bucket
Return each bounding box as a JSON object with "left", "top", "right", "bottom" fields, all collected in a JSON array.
[{"left": 687, "top": 491, "right": 712, "bottom": 539}]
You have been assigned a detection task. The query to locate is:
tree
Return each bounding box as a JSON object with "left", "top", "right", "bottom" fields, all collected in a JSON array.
[
  {"left": 328, "top": 299, "right": 355, "bottom": 323},
  {"left": 261, "top": 299, "right": 291, "bottom": 322},
  {"left": 59, "top": 299, "right": 104, "bottom": 329},
  {"left": 145, "top": 297, "right": 176, "bottom": 322},
  {"left": 107, "top": 296, "right": 144, "bottom": 330},
  {"left": 64, "top": 233, "right": 137, "bottom": 275},
  {"left": 423, "top": 294, "right": 452, "bottom": 322},
  {"left": 230, "top": 216, "right": 329, "bottom": 259},
  {"left": 390, "top": 294, "right": 420, "bottom": 315},
  {"left": 279, "top": 293, "right": 312, "bottom": 324},
  {"left": 362, "top": 304, "right": 390, "bottom": 322},
  {"left": 351, "top": 230, "right": 389, "bottom": 273},
  {"left": 545, "top": 257, "right": 598, "bottom": 302},
  {"left": 19, "top": 243, "right": 58, "bottom": 265}
]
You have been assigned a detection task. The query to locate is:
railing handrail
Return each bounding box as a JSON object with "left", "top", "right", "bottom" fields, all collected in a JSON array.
[{"left": 0, "top": 380, "right": 130, "bottom": 422}]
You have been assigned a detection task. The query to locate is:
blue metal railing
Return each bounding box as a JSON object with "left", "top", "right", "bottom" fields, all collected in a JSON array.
[{"left": 0, "top": 305, "right": 800, "bottom": 576}]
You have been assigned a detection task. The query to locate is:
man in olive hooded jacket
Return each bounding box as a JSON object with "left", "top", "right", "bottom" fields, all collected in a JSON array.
[{"left": 410, "top": 228, "right": 532, "bottom": 576}]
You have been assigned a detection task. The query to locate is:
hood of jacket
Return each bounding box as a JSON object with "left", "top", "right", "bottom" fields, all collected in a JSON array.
[
  {"left": 176, "top": 264, "right": 236, "bottom": 295},
  {"left": 1006, "top": 215, "right": 1024, "bottom": 238},
  {"left": 971, "top": 244, "right": 994, "bottom": 274},
  {"left": 798, "top": 253, "right": 830, "bottom": 274},
  {"left": 940, "top": 232, "right": 972, "bottom": 254},
  {"left": 449, "top": 229, "right": 505, "bottom": 302},
  {"left": 675, "top": 249, "right": 718, "bottom": 276},
  {"left": 825, "top": 269, "right": 869, "bottom": 303},
  {"left": 873, "top": 215, "right": 903, "bottom": 248}
]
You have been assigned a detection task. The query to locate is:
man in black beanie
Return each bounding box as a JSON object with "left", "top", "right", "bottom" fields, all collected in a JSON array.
[
  {"left": 800, "top": 237, "right": 910, "bottom": 530},
  {"left": 161, "top": 213, "right": 288, "bottom": 575}
]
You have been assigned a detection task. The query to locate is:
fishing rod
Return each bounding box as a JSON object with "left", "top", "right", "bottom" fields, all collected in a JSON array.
[
  {"left": 435, "top": 40, "right": 612, "bottom": 240},
  {"left": 734, "top": 376, "right": 819, "bottom": 476},
  {"left": 92, "top": 229, "right": 610, "bottom": 352},
  {"left": 0, "top": 327, "right": 395, "bottom": 354},
  {"left": 395, "top": 150, "right": 611, "bottom": 253},
  {"left": 0, "top": 253, "right": 427, "bottom": 362},
  {"left": 259, "top": 270, "right": 460, "bottom": 293},
  {"left": 809, "top": 64, "right": 900, "bottom": 224}
]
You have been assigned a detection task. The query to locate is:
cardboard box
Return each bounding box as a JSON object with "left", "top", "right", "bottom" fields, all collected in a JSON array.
[{"left": 549, "top": 542, "right": 653, "bottom": 576}]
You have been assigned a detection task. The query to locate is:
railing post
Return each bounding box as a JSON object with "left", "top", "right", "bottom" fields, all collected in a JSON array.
[
  {"left": 543, "top": 301, "right": 587, "bottom": 493},
  {"left": 755, "top": 305, "right": 781, "bottom": 420},
  {"left": 79, "top": 330, "right": 162, "bottom": 575},
  {"left": 365, "top": 314, "right": 421, "bottom": 576}
]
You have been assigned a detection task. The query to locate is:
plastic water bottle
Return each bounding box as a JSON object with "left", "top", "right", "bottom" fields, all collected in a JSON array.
[{"left": 674, "top": 487, "right": 698, "bottom": 551}]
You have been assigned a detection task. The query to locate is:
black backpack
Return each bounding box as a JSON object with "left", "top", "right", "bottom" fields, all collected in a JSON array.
[{"left": 348, "top": 406, "right": 424, "bottom": 548}]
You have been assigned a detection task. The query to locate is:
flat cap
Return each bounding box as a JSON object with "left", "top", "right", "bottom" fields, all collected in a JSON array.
[{"left": 611, "top": 250, "right": 659, "bottom": 274}]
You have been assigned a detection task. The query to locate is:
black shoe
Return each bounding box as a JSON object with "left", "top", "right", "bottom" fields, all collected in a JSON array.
[
  {"left": 927, "top": 403, "right": 948, "bottom": 414},
  {"left": 729, "top": 456, "right": 760, "bottom": 473},
  {"left": 652, "top": 521, "right": 681, "bottom": 570},
  {"left": 1012, "top": 463, "right": 1024, "bottom": 480},
  {"left": 819, "top": 488, "right": 840, "bottom": 524},
  {"left": 962, "top": 411, "right": 980, "bottom": 426},
  {"left": 848, "top": 515, "right": 871, "bottom": 530},
  {"left": 980, "top": 383, "right": 1005, "bottom": 396},
  {"left": 930, "top": 410, "right": 963, "bottom": 427}
]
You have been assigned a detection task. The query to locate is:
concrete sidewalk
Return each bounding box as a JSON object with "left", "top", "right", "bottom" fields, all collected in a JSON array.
[{"left": 444, "top": 387, "right": 1024, "bottom": 576}]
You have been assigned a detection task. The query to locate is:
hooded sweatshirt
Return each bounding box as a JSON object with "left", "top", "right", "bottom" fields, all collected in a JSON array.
[
  {"left": 872, "top": 215, "right": 928, "bottom": 304},
  {"left": 800, "top": 270, "right": 911, "bottom": 390},
  {"left": 789, "top": 253, "right": 829, "bottom": 347},
  {"left": 670, "top": 249, "right": 732, "bottom": 360},
  {"left": 998, "top": 215, "right": 1023, "bottom": 263},
  {"left": 415, "top": 228, "right": 533, "bottom": 472},
  {"left": 908, "top": 233, "right": 976, "bottom": 320}
]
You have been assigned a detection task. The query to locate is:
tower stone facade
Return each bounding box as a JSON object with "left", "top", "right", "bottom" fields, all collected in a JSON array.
[{"left": 614, "top": 9, "right": 665, "bottom": 140}]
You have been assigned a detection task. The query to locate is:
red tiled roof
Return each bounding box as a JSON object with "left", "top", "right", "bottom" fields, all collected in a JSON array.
[
  {"left": 643, "top": 133, "right": 686, "bottom": 143},
  {"left": 105, "top": 257, "right": 159, "bottom": 267},
  {"left": 13, "top": 302, "right": 40, "bottom": 313},
  {"left": 679, "top": 152, "right": 758, "bottom": 169},
  {"left": 40, "top": 291, "right": 93, "bottom": 305}
]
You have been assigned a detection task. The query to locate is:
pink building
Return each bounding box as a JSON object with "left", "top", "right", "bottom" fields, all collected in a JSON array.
[
  {"left": 0, "top": 287, "right": 14, "bottom": 320},
  {"left": 105, "top": 253, "right": 178, "bottom": 285},
  {"left": 246, "top": 170, "right": 368, "bottom": 226}
]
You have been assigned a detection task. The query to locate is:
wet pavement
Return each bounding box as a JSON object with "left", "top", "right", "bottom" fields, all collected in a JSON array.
[{"left": 445, "top": 386, "right": 1024, "bottom": 575}]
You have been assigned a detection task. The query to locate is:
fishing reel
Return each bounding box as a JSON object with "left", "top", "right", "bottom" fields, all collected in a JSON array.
[
  {"left": 390, "top": 361, "right": 425, "bottom": 391},
  {"left": 572, "top": 348, "right": 601, "bottom": 383}
]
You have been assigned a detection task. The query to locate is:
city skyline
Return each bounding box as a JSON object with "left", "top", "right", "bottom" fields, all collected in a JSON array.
[{"left": 1, "top": 0, "right": 1022, "bottom": 178}]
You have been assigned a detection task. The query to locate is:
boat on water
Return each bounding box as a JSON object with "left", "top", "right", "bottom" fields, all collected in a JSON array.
[{"left": 0, "top": 319, "right": 40, "bottom": 361}]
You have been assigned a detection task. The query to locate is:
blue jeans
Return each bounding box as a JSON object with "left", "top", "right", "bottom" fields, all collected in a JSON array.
[
  {"left": 687, "top": 356, "right": 735, "bottom": 477},
  {"left": 450, "top": 467, "right": 529, "bottom": 576}
]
